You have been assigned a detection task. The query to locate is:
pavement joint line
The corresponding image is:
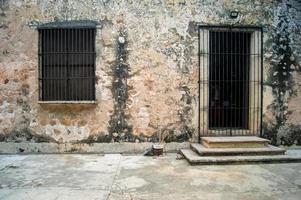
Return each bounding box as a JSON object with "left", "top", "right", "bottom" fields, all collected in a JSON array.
[
  {"left": 106, "top": 154, "right": 122, "bottom": 200},
  {"left": 123, "top": 187, "right": 301, "bottom": 196}
]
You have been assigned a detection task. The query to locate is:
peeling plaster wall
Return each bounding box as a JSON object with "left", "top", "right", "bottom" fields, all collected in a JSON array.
[{"left": 0, "top": 0, "right": 300, "bottom": 144}]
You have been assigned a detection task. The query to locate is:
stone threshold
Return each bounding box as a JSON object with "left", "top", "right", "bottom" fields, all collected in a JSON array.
[
  {"left": 0, "top": 142, "right": 189, "bottom": 154},
  {"left": 201, "top": 136, "right": 270, "bottom": 143},
  {"left": 201, "top": 136, "right": 270, "bottom": 148},
  {"left": 191, "top": 143, "right": 286, "bottom": 156}
]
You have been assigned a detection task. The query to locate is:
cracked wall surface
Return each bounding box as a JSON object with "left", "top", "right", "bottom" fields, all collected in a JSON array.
[{"left": 0, "top": 0, "right": 300, "bottom": 144}]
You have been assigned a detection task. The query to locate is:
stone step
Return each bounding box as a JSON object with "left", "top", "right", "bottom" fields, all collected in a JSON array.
[
  {"left": 191, "top": 143, "right": 285, "bottom": 156},
  {"left": 201, "top": 136, "right": 270, "bottom": 148},
  {"left": 180, "top": 149, "right": 301, "bottom": 165}
]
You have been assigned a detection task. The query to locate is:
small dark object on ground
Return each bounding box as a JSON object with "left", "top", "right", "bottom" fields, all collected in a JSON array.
[{"left": 152, "top": 144, "right": 164, "bottom": 156}]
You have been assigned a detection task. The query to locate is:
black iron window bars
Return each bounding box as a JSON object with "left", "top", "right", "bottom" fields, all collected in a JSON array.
[{"left": 38, "top": 21, "right": 96, "bottom": 101}]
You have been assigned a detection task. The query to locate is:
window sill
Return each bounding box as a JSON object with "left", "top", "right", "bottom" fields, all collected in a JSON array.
[{"left": 38, "top": 101, "right": 98, "bottom": 104}]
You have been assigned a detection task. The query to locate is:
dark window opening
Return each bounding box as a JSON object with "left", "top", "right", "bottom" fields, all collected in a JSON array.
[
  {"left": 209, "top": 31, "right": 251, "bottom": 129},
  {"left": 38, "top": 28, "right": 96, "bottom": 101}
]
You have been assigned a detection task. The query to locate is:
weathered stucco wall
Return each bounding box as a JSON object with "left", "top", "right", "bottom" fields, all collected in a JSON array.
[{"left": 0, "top": 0, "right": 300, "bottom": 145}]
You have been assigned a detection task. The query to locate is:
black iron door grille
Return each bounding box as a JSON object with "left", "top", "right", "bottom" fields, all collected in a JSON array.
[
  {"left": 198, "top": 26, "right": 263, "bottom": 136},
  {"left": 38, "top": 28, "right": 96, "bottom": 101}
]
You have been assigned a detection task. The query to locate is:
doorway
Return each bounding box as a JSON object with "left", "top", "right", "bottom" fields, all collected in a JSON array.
[
  {"left": 209, "top": 31, "right": 250, "bottom": 129},
  {"left": 199, "top": 26, "right": 262, "bottom": 137}
]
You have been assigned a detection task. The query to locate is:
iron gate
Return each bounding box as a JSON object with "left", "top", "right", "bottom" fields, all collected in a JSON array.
[{"left": 198, "top": 25, "right": 263, "bottom": 137}]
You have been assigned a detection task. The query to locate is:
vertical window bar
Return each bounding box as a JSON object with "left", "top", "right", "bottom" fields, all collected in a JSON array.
[
  {"left": 43, "top": 29, "right": 46, "bottom": 100},
  {"left": 67, "top": 28, "right": 69, "bottom": 101},
  {"left": 92, "top": 29, "right": 96, "bottom": 100},
  {"left": 57, "top": 29, "right": 59, "bottom": 100},
  {"left": 70, "top": 29, "right": 73, "bottom": 100},
  {"left": 50, "top": 29, "right": 52, "bottom": 100},
  {"left": 92, "top": 29, "right": 95, "bottom": 100},
  {"left": 85, "top": 29, "right": 88, "bottom": 99},
  {"left": 80, "top": 29, "right": 83, "bottom": 100},
  {"left": 46, "top": 29, "right": 49, "bottom": 101},
  {"left": 82, "top": 28, "right": 84, "bottom": 100},
  {"left": 54, "top": 29, "right": 56, "bottom": 100},
  {"left": 79, "top": 28, "right": 82, "bottom": 100},
  {"left": 74, "top": 29, "right": 80, "bottom": 101},
  {"left": 91, "top": 29, "right": 93, "bottom": 100},
  {"left": 49, "top": 29, "right": 51, "bottom": 100},
  {"left": 85, "top": 29, "right": 88, "bottom": 100},
  {"left": 52, "top": 29, "right": 55, "bottom": 100},
  {"left": 38, "top": 30, "right": 41, "bottom": 100},
  {"left": 60, "top": 29, "right": 62, "bottom": 101}
]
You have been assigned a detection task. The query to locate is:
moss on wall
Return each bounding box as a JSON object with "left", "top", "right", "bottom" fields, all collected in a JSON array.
[
  {"left": 263, "top": 0, "right": 301, "bottom": 145},
  {"left": 0, "top": 0, "right": 300, "bottom": 145},
  {"left": 108, "top": 30, "right": 133, "bottom": 142}
]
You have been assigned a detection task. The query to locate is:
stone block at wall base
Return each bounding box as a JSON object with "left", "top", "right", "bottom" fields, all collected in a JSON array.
[{"left": 0, "top": 142, "right": 189, "bottom": 154}]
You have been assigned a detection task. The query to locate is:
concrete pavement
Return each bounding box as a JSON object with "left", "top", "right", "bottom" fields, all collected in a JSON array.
[{"left": 0, "top": 152, "right": 301, "bottom": 200}]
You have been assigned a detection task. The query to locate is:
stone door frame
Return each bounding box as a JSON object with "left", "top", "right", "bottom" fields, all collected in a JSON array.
[{"left": 198, "top": 25, "right": 263, "bottom": 139}]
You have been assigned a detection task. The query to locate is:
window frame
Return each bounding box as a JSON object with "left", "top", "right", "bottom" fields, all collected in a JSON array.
[{"left": 37, "top": 21, "right": 97, "bottom": 103}]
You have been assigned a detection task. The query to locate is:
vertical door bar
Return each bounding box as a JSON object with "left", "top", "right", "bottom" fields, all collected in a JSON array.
[
  {"left": 260, "top": 29, "right": 263, "bottom": 137},
  {"left": 202, "top": 28, "right": 205, "bottom": 136},
  {"left": 205, "top": 30, "right": 210, "bottom": 135},
  {"left": 256, "top": 31, "right": 262, "bottom": 135},
  {"left": 238, "top": 31, "right": 243, "bottom": 135}
]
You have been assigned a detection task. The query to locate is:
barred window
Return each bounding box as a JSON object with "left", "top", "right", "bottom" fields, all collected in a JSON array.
[{"left": 38, "top": 22, "right": 96, "bottom": 102}]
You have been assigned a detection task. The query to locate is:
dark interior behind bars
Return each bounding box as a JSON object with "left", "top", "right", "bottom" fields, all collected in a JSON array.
[
  {"left": 38, "top": 28, "right": 96, "bottom": 101},
  {"left": 209, "top": 31, "right": 251, "bottom": 129}
]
